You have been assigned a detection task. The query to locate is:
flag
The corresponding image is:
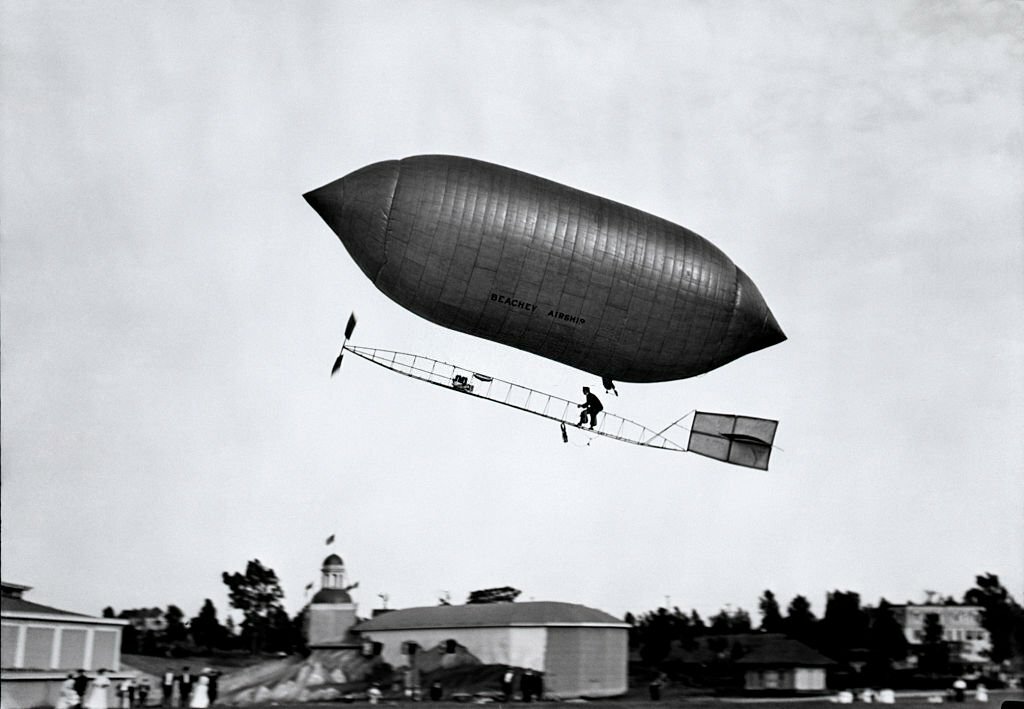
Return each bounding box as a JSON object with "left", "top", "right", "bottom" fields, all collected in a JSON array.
[{"left": 325, "top": 534, "right": 335, "bottom": 545}]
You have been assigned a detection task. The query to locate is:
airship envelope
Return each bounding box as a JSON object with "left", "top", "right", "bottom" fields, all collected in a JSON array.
[{"left": 305, "top": 155, "right": 784, "bottom": 384}]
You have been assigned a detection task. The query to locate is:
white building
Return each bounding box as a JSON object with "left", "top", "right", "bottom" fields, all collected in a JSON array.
[
  {"left": 890, "top": 603, "right": 991, "bottom": 664},
  {"left": 1, "top": 582, "right": 129, "bottom": 709},
  {"left": 307, "top": 554, "right": 359, "bottom": 649},
  {"left": 354, "top": 601, "right": 629, "bottom": 698}
]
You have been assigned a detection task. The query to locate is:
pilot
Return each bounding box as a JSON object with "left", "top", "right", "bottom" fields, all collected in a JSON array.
[{"left": 577, "top": 387, "right": 603, "bottom": 429}]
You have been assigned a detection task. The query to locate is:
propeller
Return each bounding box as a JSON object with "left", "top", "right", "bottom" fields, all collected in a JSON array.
[{"left": 330, "top": 312, "right": 357, "bottom": 376}]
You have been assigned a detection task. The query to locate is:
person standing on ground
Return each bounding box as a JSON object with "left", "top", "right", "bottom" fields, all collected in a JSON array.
[
  {"left": 177, "top": 667, "right": 194, "bottom": 708},
  {"left": 206, "top": 672, "right": 219, "bottom": 706},
  {"left": 188, "top": 671, "right": 210, "bottom": 709},
  {"left": 501, "top": 670, "right": 515, "bottom": 700},
  {"left": 85, "top": 669, "right": 112, "bottom": 709},
  {"left": 57, "top": 673, "right": 80, "bottom": 709},
  {"left": 161, "top": 669, "right": 175, "bottom": 709},
  {"left": 74, "top": 669, "right": 91, "bottom": 709}
]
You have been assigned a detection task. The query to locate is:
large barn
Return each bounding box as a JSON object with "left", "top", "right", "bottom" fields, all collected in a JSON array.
[{"left": 354, "top": 601, "right": 629, "bottom": 699}]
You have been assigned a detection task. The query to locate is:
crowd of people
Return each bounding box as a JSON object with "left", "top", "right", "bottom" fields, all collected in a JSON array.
[{"left": 55, "top": 667, "right": 220, "bottom": 709}]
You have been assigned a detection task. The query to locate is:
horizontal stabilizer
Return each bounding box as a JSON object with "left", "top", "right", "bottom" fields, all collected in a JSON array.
[{"left": 687, "top": 412, "right": 778, "bottom": 470}]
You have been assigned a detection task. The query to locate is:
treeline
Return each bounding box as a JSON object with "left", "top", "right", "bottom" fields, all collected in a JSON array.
[
  {"left": 105, "top": 559, "right": 307, "bottom": 657},
  {"left": 625, "top": 573, "right": 1024, "bottom": 683}
]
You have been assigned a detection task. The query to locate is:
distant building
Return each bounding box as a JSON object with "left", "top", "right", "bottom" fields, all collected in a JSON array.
[
  {"left": 1, "top": 581, "right": 129, "bottom": 709},
  {"left": 735, "top": 636, "right": 834, "bottom": 693},
  {"left": 354, "top": 601, "right": 629, "bottom": 698},
  {"left": 116, "top": 607, "right": 167, "bottom": 634},
  {"left": 890, "top": 603, "right": 991, "bottom": 664}
]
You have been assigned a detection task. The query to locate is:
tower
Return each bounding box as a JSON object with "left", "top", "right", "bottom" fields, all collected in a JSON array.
[{"left": 307, "top": 553, "right": 359, "bottom": 648}]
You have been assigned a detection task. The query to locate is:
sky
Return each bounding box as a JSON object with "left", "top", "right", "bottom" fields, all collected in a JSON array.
[{"left": 2, "top": 1, "right": 1022, "bottom": 629}]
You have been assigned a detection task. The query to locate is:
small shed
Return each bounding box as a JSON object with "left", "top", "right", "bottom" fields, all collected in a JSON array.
[{"left": 735, "top": 636, "right": 834, "bottom": 692}]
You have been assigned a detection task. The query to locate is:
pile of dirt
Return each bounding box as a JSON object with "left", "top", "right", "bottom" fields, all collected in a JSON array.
[{"left": 216, "top": 649, "right": 380, "bottom": 705}]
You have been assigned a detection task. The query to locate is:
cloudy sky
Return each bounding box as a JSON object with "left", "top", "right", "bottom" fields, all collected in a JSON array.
[{"left": 2, "top": 1, "right": 1021, "bottom": 627}]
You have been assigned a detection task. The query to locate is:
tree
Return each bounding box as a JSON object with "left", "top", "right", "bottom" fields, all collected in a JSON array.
[
  {"left": 140, "top": 630, "right": 158, "bottom": 656},
  {"left": 708, "top": 607, "right": 752, "bottom": 634},
  {"left": 624, "top": 612, "right": 639, "bottom": 650},
  {"left": 964, "top": 572, "right": 1024, "bottom": 664},
  {"left": 223, "top": 616, "right": 239, "bottom": 651},
  {"left": 265, "top": 606, "right": 303, "bottom": 654},
  {"left": 164, "top": 605, "right": 188, "bottom": 644},
  {"left": 865, "top": 599, "right": 908, "bottom": 682},
  {"left": 689, "top": 610, "right": 706, "bottom": 634},
  {"left": 190, "top": 599, "right": 226, "bottom": 651},
  {"left": 466, "top": 586, "right": 521, "bottom": 604},
  {"left": 669, "top": 606, "right": 700, "bottom": 652},
  {"left": 291, "top": 606, "right": 310, "bottom": 656},
  {"left": 758, "top": 590, "right": 784, "bottom": 633},
  {"left": 102, "top": 606, "right": 116, "bottom": 619},
  {"left": 820, "top": 591, "right": 869, "bottom": 664},
  {"left": 637, "top": 607, "right": 673, "bottom": 665},
  {"left": 222, "top": 559, "right": 286, "bottom": 653},
  {"left": 920, "top": 612, "right": 948, "bottom": 673},
  {"left": 783, "top": 595, "right": 818, "bottom": 648},
  {"left": 120, "top": 623, "right": 139, "bottom": 654}
]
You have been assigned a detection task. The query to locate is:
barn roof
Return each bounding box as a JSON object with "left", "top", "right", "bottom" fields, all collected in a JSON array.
[
  {"left": 355, "top": 602, "right": 628, "bottom": 631},
  {"left": 0, "top": 595, "right": 91, "bottom": 617}
]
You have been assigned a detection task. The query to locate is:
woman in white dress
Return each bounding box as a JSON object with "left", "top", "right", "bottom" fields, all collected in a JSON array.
[
  {"left": 188, "top": 672, "right": 210, "bottom": 709},
  {"left": 56, "top": 673, "right": 79, "bottom": 709},
  {"left": 85, "top": 669, "right": 112, "bottom": 709}
]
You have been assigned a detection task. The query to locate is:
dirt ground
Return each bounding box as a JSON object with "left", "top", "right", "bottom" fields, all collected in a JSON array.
[{"left": 213, "top": 689, "right": 1022, "bottom": 709}]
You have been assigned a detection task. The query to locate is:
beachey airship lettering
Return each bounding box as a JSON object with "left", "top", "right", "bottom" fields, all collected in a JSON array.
[{"left": 304, "top": 155, "right": 784, "bottom": 383}]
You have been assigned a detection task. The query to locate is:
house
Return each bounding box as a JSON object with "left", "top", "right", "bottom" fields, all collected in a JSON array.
[
  {"left": 735, "top": 635, "right": 835, "bottom": 693},
  {"left": 1, "top": 581, "right": 129, "bottom": 709},
  {"left": 116, "top": 608, "right": 167, "bottom": 635}
]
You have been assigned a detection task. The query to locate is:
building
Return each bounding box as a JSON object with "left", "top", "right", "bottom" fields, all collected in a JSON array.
[
  {"left": 307, "top": 554, "right": 360, "bottom": 649},
  {"left": 890, "top": 603, "right": 991, "bottom": 664},
  {"left": 1, "top": 582, "right": 129, "bottom": 709},
  {"left": 116, "top": 608, "right": 167, "bottom": 634},
  {"left": 735, "top": 636, "right": 834, "bottom": 693},
  {"left": 353, "top": 601, "right": 629, "bottom": 698}
]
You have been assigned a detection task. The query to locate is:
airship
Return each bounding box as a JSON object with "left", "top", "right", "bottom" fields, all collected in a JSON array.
[{"left": 304, "top": 155, "right": 784, "bottom": 384}]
